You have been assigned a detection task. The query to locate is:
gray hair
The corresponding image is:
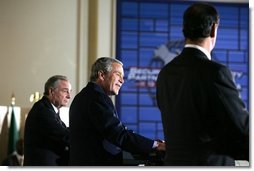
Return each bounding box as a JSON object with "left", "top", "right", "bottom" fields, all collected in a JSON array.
[
  {"left": 44, "top": 75, "right": 69, "bottom": 95},
  {"left": 90, "top": 57, "right": 123, "bottom": 82}
]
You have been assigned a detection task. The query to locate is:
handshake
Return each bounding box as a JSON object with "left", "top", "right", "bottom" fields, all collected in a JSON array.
[
  {"left": 155, "top": 139, "right": 166, "bottom": 151},
  {"left": 146, "top": 139, "right": 165, "bottom": 165}
]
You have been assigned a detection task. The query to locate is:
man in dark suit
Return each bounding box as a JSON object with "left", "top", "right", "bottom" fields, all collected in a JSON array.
[
  {"left": 156, "top": 3, "right": 249, "bottom": 166},
  {"left": 69, "top": 57, "right": 165, "bottom": 166},
  {"left": 24, "top": 75, "right": 71, "bottom": 166}
]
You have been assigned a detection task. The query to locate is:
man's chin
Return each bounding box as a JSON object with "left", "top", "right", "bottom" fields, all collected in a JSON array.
[
  {"left": 114, "top": 91, "right": 119, "bottom": 95},
  {"left": 61, "top": 103, "right": 68, "bottom": 107}
]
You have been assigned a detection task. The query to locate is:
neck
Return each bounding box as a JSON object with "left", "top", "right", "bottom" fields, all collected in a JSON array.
[{"left": 185, "top": 37, "right": 213, "bottom": 53}]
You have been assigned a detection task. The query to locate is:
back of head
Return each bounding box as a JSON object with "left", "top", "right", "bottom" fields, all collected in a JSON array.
[{"left": 183, "top": 3, "right": 220, "bottom": 40}]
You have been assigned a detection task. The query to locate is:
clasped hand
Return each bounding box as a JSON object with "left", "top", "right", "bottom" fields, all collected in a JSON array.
[{"left": 155, "top": 139, "right": 166, "bottom": 151}]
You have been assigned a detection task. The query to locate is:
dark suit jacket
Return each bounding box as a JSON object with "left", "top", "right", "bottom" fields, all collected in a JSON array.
[
  {"left": 24, "top": 96, "right": 70, "bottom": 166},
  {"left": 69, "top": 82, "right": 154, "bottom": 166},
  {"left": 156, "top": 47, "right": 249, "bottom": 166}
]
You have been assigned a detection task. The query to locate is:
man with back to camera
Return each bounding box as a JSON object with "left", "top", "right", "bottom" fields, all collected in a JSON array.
[
  {"left": 156, "top": 3, "right": 249, "bottom": 166},
  {"left": 24, "top": 75, "right": 72, "bottom": 166},
  {"left": 69, "top": 57, "right": 166, "bottom": 166}
]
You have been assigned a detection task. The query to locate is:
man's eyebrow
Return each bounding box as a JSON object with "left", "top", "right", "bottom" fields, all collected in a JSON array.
[{"left": 114, "top": 71, "right": 124, "bottom": 77}]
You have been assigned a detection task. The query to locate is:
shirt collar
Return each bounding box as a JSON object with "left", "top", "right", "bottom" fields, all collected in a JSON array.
[
  {"left": 51, "top": 103, "right": 59, "bottom": 113},
  {"left": 184, "top": 44, "right": 211, "bottom": 60}
]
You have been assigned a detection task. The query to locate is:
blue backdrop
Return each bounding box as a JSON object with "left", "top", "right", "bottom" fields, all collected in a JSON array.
[{"left": 116, "top": 0, "right": 249, "bottom": 140}]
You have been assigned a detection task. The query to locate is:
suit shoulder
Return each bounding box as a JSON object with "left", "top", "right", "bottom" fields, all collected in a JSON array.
[
  {"left": 71, "top": 85, "right": 106, "bottom": 107},
  {"left": 31, "top": 99, "right": 50, "bottom": 112},
  {"left": 207, "top": 59, "right": 226, "bottom": 69}
]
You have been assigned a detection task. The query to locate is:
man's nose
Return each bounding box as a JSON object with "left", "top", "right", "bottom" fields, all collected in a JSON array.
[{"left": 120, "top": 77, "right": 124, "bottom": 84}]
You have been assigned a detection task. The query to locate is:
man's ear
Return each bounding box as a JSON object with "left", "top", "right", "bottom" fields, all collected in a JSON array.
[
  {"left": 210, "top": 23, "right": 216, "bottom": 38},
  {"left": 98, "top": 70, "right": 105, "bottom": 80},
  {"left": 48, "top": 88, "right": 54, "bottom": 96}
]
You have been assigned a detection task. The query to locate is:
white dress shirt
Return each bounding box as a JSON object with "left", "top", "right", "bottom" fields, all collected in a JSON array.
[{"left": 185, "top": 44, "right": 211, "bottom": 60}]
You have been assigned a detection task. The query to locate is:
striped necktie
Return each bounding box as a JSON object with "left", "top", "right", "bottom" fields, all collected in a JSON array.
[{"left": 56, "top": 111, "right": 66, "bottom": 127}]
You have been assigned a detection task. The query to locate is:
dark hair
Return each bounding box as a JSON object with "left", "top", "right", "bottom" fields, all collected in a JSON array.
[
  {"left": 90, "top": 57, "right": 123, "bottom": 82},
  {"left": 182, "top": 3, "right": 220, "bottom": 40},
  {"left": 44, "top": 75, "right": 69, "bottom": 95}
]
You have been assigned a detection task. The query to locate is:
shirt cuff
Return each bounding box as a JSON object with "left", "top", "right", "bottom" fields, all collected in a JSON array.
[{"left": 152, "top": 141, "right": 159, "bottom": 148}]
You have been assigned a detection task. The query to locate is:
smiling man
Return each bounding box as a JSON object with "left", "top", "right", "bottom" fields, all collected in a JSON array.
[{"left": 69, "top": 57, "right": 165, "bottom": 166}]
